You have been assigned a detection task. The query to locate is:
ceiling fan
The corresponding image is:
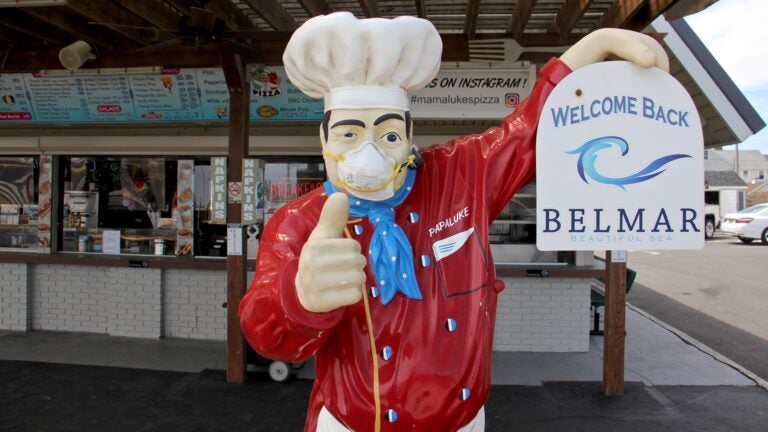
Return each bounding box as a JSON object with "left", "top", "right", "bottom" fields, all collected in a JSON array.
[{"left": 89, "top": 6, "right": 262, "bottom": 59}]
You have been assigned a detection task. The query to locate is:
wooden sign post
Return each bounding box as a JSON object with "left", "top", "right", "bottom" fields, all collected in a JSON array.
[{"left": 603, "top": 250, "right": 627, "bottom": 395}]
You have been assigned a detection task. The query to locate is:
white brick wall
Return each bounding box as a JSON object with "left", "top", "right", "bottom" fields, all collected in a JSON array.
[
  {"left": 493, "top": 277, "right": 591, "bottom": 352},
  {"left": 164, "top": 269, "right": 227, "bottom": 340},
  {"left": 0, "top": 263, "right": 29, "bottom": 331},
  {"left": 30, "top": 265, "right": 162, "bottom": 338}
]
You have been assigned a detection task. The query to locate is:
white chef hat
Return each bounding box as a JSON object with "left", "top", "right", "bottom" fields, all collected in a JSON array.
[{"left": 283, "top": 12, "right": 442, "bottom": 112}]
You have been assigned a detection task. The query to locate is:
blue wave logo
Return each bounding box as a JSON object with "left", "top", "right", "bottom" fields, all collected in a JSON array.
[{"left": 566, "top": 136, "right": 691, "bottom": 190}]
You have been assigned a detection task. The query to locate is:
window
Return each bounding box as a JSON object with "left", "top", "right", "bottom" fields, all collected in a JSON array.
[
  {"left": 0, "top": 157, "right": 39, "bottom": 250},
  {"left": 264, "top": 159, "right": 326, "bottom": 223},
  {"left": 490, "top": 182, "right": 561, "bottom": 264},
  {"left": 703, "top": 150, "right": 709, "bottom": 160},
  {"left": 61, "top": 156, "right": 194, "bottom": 256}
]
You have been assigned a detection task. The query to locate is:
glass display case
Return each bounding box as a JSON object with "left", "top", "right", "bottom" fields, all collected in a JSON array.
[
  {"left": 0, "top": 224, "right": 38, "bottom": 249},
  {"left": 62, "top": 227, "right": 178, "bottom": 255}
]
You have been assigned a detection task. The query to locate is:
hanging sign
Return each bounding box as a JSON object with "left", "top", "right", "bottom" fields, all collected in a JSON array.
[
  {"left": 536, "top": 61, "right": 704, "bottom": 251},
  {"left": 410, "top": 65, "right": 536, "bottom": 119},
  {"left": 37, "top": 155, "right": 53, "bottom": 251},
  {"left": 242, "top": 158, "right": 264, "bottom": 225},
  {"left": 210, "top": 157, "right": 227, "bottom": 224},
  {"left": 176, "top": 159, "right": 195, "bottom": 256}
]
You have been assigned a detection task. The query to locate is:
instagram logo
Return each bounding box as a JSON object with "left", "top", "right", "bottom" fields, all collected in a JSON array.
[{"left": 504, "top": 93, "right": 520, "bottom": 108}]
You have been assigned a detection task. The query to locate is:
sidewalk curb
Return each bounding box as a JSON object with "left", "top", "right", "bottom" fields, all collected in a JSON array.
[{"left": 627, "top": 302, "right": 768, "bottom": 391}]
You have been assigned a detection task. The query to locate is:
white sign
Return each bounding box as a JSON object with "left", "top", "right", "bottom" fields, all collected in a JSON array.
[
  {"left": 227, "top": 224, "right": 242, "bottom": 256},
  {"left": 211, "top": 157, "right": 227, "bottom": 223},
  {"left": 536, "top": 61, "right": 704, "bottom": 251},
  {"left": 241, "top": 158, "right": 264, "bottom": 225},
  {"left": 410, "top": 66, "right": 536, "bottom": 119},
  {"left": 103, "top": 230, "right": 121, "bottom": 255}
]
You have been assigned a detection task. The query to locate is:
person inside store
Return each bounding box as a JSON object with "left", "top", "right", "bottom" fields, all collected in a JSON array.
[
  {"left": 104, "top": 160, "right": 161, "bottom": 229},
  {"left": 239, "top": 12, "right": 668, "bottom": 432}
]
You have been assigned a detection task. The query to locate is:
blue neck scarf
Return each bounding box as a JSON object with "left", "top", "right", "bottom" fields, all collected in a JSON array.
[{"left": 324, "top": 169, "right": 421, "bottom": 306}]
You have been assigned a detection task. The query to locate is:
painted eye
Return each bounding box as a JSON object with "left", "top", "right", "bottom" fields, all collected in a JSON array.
[
  {"left": 344, "top": 132, "right": 356, "bottom": 138},
  {"left": 383, "top": 132, "right": 401, "bottom": 143}
]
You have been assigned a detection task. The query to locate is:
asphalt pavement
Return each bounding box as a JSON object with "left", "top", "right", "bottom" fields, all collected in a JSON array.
[
  {"left": 2, "top": 360, "right": 768, "bottom": 432},
  {"left": 625, "top": 234, "right": 768, "bottom": 382}
]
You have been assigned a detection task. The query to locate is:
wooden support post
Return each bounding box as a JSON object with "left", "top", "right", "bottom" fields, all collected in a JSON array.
[
  {"left": 603, "top": 250, "right": 627, "bottom": 395},
  {"left": 222, "top": 53, "right": 250, "bottom": 384}
]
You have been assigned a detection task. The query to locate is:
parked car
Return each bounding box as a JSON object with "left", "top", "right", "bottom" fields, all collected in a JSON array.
[
  {"left": 703, "top": 203, "right": 720, "bottom": 239},
  {"left": 720, "top": 204, "right": 768, "bottom": 244}
]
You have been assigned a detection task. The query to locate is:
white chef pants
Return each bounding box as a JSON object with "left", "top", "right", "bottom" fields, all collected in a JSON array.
[{"left": 317, "top": 405, "right": 485, "bottom": 432}]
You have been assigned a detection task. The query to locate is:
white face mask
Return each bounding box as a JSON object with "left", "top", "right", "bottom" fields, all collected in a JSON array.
[{"left": 333, "top": 142, "right": 399, "bottom": 201}]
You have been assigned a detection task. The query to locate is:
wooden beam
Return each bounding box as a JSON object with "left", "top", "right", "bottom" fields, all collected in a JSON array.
[
  {"left": 0, "top": 9, "right": 79, "bottom": 46},
  {"left": 598, "top": 0, "right": 646, "bottom": 29},
  {"left": 221, "top": 51, "right": 250, "bottom": 385},
  {"left": 553, "top": 0, "right": 593, "bottom": 41},
  {"left": 464, "top": 0, "right": 481, "bottom": 40},
  {"left": 206, "top": 0, "right": 256, "bottom": 30},
  {"left": 117, "top": 0, "right": 180, "bottom": 32},
  {"left": 24, "top": 7, "right": 121, "bottom": 50},
  {"left": 242, "top": 0, "right": 296, "bottom": 30},
  {"left": 625, "top": 0, "right": 676, "bottom": 31},
  {"left": 507, "top": 0, "right": 537, "bottom": 39},
  {"left": 0, "top": 27, "right": 29, "bottom": 46},
  {"left": 415, "top": 0, "right": 426, "bottom": 18},
  {"left": 297, "top": 0, "right": 331, "bottom": 16},
  {"left": 1, "top": 44, "right": 222, "bottom": 73},
  {"left": 603, "top": 251, "right": 627, "bottom": 396},
  {"left": 358, "top": 0, "right": 380, "bottom": 18},
  {"left": 163, "top": 0, "right": 192, "bottom": 15},
  {"left": 66, "top": 0, "right": 158, "bottom": 45}
]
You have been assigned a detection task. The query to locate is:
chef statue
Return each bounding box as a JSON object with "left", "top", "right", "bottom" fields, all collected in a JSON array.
[{"left": 239, "top": 11, "right": 668, "bottom": 432}]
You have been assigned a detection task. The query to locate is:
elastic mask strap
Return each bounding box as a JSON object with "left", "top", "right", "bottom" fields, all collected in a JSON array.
[{"left": 322, "top": 150, "right": 344, "bottom": 162}]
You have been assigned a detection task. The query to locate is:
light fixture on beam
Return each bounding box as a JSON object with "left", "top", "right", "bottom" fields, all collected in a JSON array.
[
  {"left": 0, "top": 0, "right": 67, "bottom": 7},
  {"left": 38, "top": 66, "right": 164, "bottom": 76},
  {"left": 59, "top": 40, "right": 96, "bottom": 71}
]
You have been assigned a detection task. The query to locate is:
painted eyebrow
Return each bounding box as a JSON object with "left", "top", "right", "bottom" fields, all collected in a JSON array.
[
  {"left": 373, "top": 113, "right": 405, "bottom": 126},
  {"left": 331, "top": 119, "right": 366, "bottom": 129}
]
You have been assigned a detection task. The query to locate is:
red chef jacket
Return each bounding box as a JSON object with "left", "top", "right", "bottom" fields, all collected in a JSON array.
[{"left": 239, "top": 58, "right": 571, "bottom": 432}]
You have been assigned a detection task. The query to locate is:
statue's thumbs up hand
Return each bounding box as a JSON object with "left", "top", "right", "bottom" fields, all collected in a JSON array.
[{"left": 296, "top": 193, "right": 366, "bottom": 312}]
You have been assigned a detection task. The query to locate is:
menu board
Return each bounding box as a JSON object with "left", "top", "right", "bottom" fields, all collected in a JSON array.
[
  {"left": 129, "top": 70, "right": 203, "bottom": 121},
  {"left": 0, "top": 74, "right": 34, "bottom": 121},
  {"left": 0, "top": 65, "right": 324, "bottom": 124}
]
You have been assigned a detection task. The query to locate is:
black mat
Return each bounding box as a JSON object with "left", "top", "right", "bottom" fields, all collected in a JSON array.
[{"left": 2, "top": 360, "right": 767, "bottom": 432}]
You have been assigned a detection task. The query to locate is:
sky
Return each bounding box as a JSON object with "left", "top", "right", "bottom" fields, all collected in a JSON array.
[{"left": 686, "top": 0, "right": 768, "bottom": 154}]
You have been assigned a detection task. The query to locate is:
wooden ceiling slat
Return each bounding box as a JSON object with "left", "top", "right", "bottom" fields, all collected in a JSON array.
[
  {"left": 598, "top": 0, "right": 646, "bottom": 28},
  {"left": 507, "top": 0, "right": 538, "bottom": 38},
  {"left": 242, "top": 0, "right": 298, "bottom": 30},
  {"left": 206, "top": 0, "right": 257, "bottom": 30},
  {"left": 358, "top": 0, "right": 381, "bottom": 17},
  {"left": 296, "top": 0, "right": 332, "bottom": 16},
  {"left": 117, "top": 0, "right": 180, "bottom": 32},
  {"left": 553, "top": 0, "right": 592, "bottom": 40},
  {"left": 0, "top": 9, "right": 78, "bottom": 46},
  {"left": 464, "top": 0, "right": 481, "bottom": 39},
  {"left": 66, "top": 0, "right": 159, "bottom": 45},
  {"left": 23, "top": 7, "right": 121, "bottom": 50}
]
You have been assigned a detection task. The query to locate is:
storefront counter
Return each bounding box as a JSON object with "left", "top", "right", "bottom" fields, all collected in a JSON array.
[{"left": 0, "top": 253, "right": 602, "bottom": 354}]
